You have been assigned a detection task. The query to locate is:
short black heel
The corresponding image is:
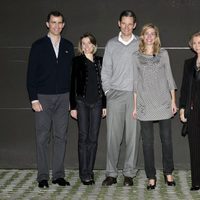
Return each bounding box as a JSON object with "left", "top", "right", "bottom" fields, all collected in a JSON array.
[
  {"left": 190, "top": 186, "right": 200, "bottom": 191},
  {"left": 164, "top": 174, "right": 176, "bottom": 186},
  {"left": 147, "top": 178, "right": 157, "bottom": 190}
]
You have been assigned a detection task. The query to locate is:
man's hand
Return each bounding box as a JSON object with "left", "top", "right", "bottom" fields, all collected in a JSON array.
[
  {"left": 32, "top": 101, "right": 43, "bottom": 112},
  {"left": 102, "top": 109, "right": 106, "bottom": 118},
  {"left": 70, "top": 110, "right": 77, "bottom": 119}
]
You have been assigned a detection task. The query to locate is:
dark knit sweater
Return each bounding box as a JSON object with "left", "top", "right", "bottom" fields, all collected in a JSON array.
[{"left": 27, "top": 36, "right": 74, "bottom": 101}]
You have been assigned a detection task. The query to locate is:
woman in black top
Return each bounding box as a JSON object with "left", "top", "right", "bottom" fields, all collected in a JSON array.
[
  {"left": 180, "top": 31, "right": 200, "bottom": 191},
  {"left": 70, "top": 33, "right": 106, "bottom": 185}
]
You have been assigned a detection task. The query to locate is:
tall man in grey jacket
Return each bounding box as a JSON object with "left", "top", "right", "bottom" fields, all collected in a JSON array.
[{"left": 101, "top": 10, "right": 139, "bottom": 186}]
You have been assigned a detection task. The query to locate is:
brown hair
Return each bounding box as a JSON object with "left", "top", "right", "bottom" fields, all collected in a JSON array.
[{"left": 78, "top": 33, "right": 97, "bottom": 55}]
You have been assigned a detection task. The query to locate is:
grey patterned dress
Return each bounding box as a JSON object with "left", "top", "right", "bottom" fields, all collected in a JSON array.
[{"left": 133, "top": 49, "right": 177, "bottom": 121}]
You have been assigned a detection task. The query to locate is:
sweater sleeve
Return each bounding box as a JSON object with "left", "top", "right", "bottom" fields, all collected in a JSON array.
[
  {"left": 101, "top": 42, "right": 112, "bottom": 93},
  {"left": 26, "top": 43, "right": 40, "bottom": 102},
  {"left": 163, "top": 50, "right": 177, "bottom": 91},
  {"left": 132, "top": 53, "right": 138, "bottom": 93},
  {"left": 98, "top": 56, "right": 106, "bottom": 108},
  {"left": 69, "top": 58, "right": 77, "bottom": 110},
  {"left": 179, "top": 60, "right": 190, "bottom": 109}
]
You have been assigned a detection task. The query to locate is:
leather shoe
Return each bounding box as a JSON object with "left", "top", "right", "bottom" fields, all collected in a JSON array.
[
  {"left": 147, "top": 178, "right": 157, "bottom": 190},
  {"left": 38, "top": 180, "right": 49, "bottom": 188},
  {"left": 82, "top": 180, "right": 93, "bottom": 185},
  {"left": 190, "top": 186, "right": 200, "bottom": 191},
  {"left": 164, "top": 175, "right": 176, "bottom": 186},
  {"left": 52, "top": 178, "right": 70, "bottom": 186},
  {"left": 102, "top": 177, "right": 117, "bottom": 186},
  {"left": 124, "top": 176, "right": 133, "bottom": 186}
]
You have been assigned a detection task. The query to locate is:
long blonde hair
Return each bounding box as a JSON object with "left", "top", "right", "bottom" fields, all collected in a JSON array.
[{"left": 139, "top": 23, "right": 161, "bottom": 55}]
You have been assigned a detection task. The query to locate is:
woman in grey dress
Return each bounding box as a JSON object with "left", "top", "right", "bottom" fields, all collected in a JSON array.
[{"left": 133, "top": 23, "right": 177, "bottom": 190}]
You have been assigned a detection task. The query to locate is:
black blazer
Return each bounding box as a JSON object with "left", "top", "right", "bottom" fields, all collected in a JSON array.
[
  {"left": 27, "top": 36, "right": 74, "bottom": 101},
  {"left": 179, "top": 56, "right": 196, "bottom": 117},
  {"left": 70, "top": 55, "right": 106, "bottom": 110}
]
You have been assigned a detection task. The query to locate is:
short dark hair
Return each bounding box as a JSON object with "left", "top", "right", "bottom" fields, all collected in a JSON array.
[
  {"left": 119, "top": 10, "right": 136, "bottom": 22},
  {"left": 47, "top": 11, "right": 65, "bottom": 23}
]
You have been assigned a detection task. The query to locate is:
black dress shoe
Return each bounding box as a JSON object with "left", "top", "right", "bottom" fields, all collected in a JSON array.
[
  {"left": 190, "top": 186, "right": 200, "bottom": 191},
  {"left": 147, "top": 179, "right": 156, "bottom": 190},
  {"left": 124, "top": 176, "right": 133, "bottom": 186},
  {"left": 52, "top": 178, "right": 70, "bottom": 186},
  {"left": 147, "top": 184, "right": 156, "bottom": 190},
  {"left": 38, "top": 180, "right": 49, "bottom": 188},
  {"left": 102, "top": 177, "right": 117, "bottom": 186},
  {"left": 82, "top": 180, "right": 93, "bottom": 185},
  {"left": 164, "top": 175, "right": 176, "bottom": 186}
]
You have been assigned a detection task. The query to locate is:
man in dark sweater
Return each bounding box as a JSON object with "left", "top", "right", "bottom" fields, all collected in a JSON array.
[{"left": 27, "top": 11, "right": 74, "bottom": 188}]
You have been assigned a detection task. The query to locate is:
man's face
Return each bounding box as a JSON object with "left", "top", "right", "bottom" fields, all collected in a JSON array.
[
  {"left": 46, "top": 15, "right": 65, "bottom": 36},
  {"left": 118, "top": 16, "right": 136, "bottom": 38}
]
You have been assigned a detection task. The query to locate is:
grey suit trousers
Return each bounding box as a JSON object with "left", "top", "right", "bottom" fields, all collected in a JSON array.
[
  {"left": 35, "top": 93, "right": 69, "bottom": 182},
  {"left": 105, "top": 90, "right": 139, "bottom": 178}
]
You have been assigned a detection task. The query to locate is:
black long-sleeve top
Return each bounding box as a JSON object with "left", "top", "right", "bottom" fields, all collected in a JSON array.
[
  {"left": 70, "top": 54, "right": 106, "bottom": 110},
  {"left": 179, "top": 56, "right": 196, "bottom": 116},
  {"left": 27, "top": 36, "right": 74, "bottom": 101}
]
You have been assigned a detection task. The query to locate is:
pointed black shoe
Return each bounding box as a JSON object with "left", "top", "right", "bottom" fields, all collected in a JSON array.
[
  {"left": 147, "top": 179, "right": 156, "bottom": 190},
  {"left": 164, "top": 175, "right": 176, "bottom": 186},
  {"left": 190, "top": 186, "right": 200, "bottom": 191},
  {"left": 102, "top": 177, "right": 117, "bottom": 186},
  {"left": 147, "top": 184, "right": 156, "bottom": 190},
  {"left": 52, "top": 178, "right": 70, "bottom": 186},
  {"left": 38, "top": 180, "right": 49, "bottom": 188},
  {"left": 82, "top": 180, "right": 93, "bottom": 185},
  {"left": 124, "top": 176, "right": 133, "bottom": 186}
]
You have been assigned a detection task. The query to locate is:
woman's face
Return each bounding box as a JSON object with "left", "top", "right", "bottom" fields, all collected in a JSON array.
[
  {"left": 192, "top": 36, "right": 200, "bottom": 54},
  {"left": 81, "top": 37, "right": 94, "bottom": 54},
  {"left": 143, "top": 28, "right": 156, "bottom": 46}
]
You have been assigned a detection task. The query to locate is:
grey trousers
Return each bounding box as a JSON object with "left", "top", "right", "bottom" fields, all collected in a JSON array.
[
  {"left": 105, "top": 89, "right": 139, "bottom": 178},
  {"left": 35, "top": 93, "right": 69, "bottom": 182}
]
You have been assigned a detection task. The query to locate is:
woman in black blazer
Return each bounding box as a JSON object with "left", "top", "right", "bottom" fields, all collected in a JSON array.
[
  {"left": 179, "top": 31, "right": 200, "bottom": 191},
  {"left": 70, "top": 33, "right": 106, "bottom": 185}
]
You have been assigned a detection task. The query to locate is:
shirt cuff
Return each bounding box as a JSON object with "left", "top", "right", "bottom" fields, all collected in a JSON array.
[
  {"left": 31, "top": 100, "right": 39, "bottom": 104},
  {"left": 105, "top": 90, "right": 110, "bottom": 95}
]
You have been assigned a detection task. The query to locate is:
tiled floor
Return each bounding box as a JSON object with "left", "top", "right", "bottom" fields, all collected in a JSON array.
[{"left": 0, "top": 170, "right": 200, "bottom": 200}]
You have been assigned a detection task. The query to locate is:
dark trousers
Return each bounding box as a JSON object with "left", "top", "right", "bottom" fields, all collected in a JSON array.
[
  {"left": 77, "top": 99, "right": 102, "bottom": 181},
  {"left": 188, "top": 108, "right": 200, "bottom": 186},
  {"left": 35, "top": 93, "right": 69, "bottom": 182},
  {"left": 140, "top": 119, "right": 174, "bottom": 179}
]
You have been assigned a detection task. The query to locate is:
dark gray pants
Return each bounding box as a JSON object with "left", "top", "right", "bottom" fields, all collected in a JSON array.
[
  {"left": 140, "top": 119, "right": 174, "bottom": 179},
  {"left": 35, "top": 93, "right": 69, "bottom": 182}
]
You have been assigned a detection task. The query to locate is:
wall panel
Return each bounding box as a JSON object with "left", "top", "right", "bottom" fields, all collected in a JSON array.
[{"left": 0, "top": 0, "right": 199, "bottom": 169}]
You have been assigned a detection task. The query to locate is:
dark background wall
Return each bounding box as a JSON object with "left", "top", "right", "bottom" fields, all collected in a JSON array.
[{"left": 0, "top": 0, "right": 199, "bottom": 169}]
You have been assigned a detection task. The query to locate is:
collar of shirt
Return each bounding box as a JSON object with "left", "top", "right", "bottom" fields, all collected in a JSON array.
[
  {"left": 118, "top": 32, "right": 136, "bottom": 45},
  {"left": 47, "top": 34, "right": 61, "bottom": 58}
]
